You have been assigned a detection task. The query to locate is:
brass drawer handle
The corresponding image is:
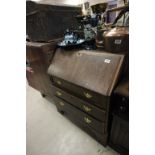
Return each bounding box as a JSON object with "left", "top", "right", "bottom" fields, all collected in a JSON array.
[
  {"left": 56, "top": 80, "right": 62, "bottom": 85},
  {"left": 84, "top": 92, "right": 92, "bottom": 99},
  {"left": 84, "top": 117, "right": 92, "bottom": 124},
  {"left": 83, "top": 105, "right": 91, "bottom": 112},
  {"left": 59, "top": 101, "right": 64, "bottom": 106},
  {"left": 56, "top": 91, "right": 62, "bottom": 96}
]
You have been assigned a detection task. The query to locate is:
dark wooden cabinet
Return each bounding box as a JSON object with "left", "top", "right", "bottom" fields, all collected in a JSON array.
[
  {"left": 109, "top": 80, "right": 129, "bottom": 154},
  {"left": 48, "top": 48, "right": 125, "bottom": 146},
  {"left": 26, "top": 41, "right": 58, "bottom": 97},
  {"left": 26, "top": 1, "right": 81, "bottom": 42},
  {"left": 110, "top": 115, "right": 129, "bottom": 155}
]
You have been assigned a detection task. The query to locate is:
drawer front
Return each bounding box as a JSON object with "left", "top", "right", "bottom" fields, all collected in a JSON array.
[
  {"left": 53, "top": 96, "right": 106, "bottom": 134},
  {"left": 111, "top": 94, "right": 129, "bottom": 120},
  {"left": 51, "top": 85, "right": 107, "bottom": 121},
  {"left": 52, "top": 76, "right": 109, "bottom": 109}
]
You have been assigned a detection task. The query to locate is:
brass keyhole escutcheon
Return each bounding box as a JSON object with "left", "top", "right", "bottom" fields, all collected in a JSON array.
[
  {"left": 56, "top": 80, "right": 62, "bottom": 85},
  {"left": 84, "top": 92, "right": 92, "bottom": 99},
  {"left": 83, "top": 105, "right": 91, "bottom": 112},
  {"left": 84, "top": 117, "right": 92, "bottom": 124},
  {"left": 56, "top": 91, "right": 62, "bottom": 96},
  {"left": 59, "top": 101, "right": 64, "bottom": 106}
]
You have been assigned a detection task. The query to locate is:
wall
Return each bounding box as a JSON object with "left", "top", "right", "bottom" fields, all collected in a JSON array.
[
  {"left": 117, "top": 0, "right": 125, "bottom": 7},
  {"left": 81, "top": 0, "right": 125, "bottom": 6},
  {"left": 81, "top": 0, "right": 119, "bottom": 15},
  {"left": 82, "top": 0, "right": 107, "bottom": 6},
  {"left": 32, "top": 0, "right": 83, "bottom": 5},
  {"left": 32, "top": 0, "right": 126, "bottom": 9}
]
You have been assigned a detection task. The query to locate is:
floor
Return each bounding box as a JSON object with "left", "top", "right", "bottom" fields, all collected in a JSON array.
[{"left": 26, "top": 85, "right": 119, "bottom": 155}]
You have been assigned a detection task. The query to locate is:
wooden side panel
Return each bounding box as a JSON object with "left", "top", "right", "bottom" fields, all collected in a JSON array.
[{"left": 26, "top": 47, "right": 44, "bottom": 92}]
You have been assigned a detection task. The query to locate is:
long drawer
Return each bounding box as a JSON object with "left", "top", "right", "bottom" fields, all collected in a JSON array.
[
  {"left": 53, "top": 96, "right": 106, "bottom": 134},
  {"left": 52, "top": 76, "right": 109, "bottom": 109},
  {"left": 51, "top": 85, "right": 107, "bottom": 122}
]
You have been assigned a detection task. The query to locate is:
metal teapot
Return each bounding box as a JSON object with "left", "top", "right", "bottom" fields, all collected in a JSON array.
[{"left": 103, "top": 5, "right": 129, "bottom": 53}]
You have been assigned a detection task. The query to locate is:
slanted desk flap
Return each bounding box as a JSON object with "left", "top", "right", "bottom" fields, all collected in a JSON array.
[{"left": 48, "top": 49, "right": 124, "bottom": 96}]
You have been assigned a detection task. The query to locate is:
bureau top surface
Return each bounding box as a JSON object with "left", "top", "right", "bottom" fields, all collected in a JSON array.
[
  {"left": 26, "top": 40, "right": 59, "bottom": 48},
  {"left": 26, "top": 41, "right": 52, "bottom": 47},
  {"left": 48, "top": 49, "right": 124, "bottom": 96}
]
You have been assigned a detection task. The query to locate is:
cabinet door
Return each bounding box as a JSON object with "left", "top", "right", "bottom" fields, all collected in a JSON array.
[
  {"left": 26, "top": 48, "right": 45, "bottom": 93},
  {"left": 26, "top": 45, "right": 55, "bottom": 97},
  {"left": 110, "top": 115, "right": 129, "bottom": 153}
]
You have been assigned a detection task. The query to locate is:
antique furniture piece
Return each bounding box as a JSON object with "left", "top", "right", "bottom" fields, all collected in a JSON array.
[
  {"left": 47, "top": 48, "right": 124, "bottom": 146},
  {"left": 26, "top": 40, "right": 59, "bottom": 97},
  {"left": 109, "top": 79, "right": 129, "bottom": 154},
  {"left": 26, "top": 1, "right": 81, "bottom": 42},
  {"left": 26, "top": 2, "right": 129, "bottom": 153}
]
